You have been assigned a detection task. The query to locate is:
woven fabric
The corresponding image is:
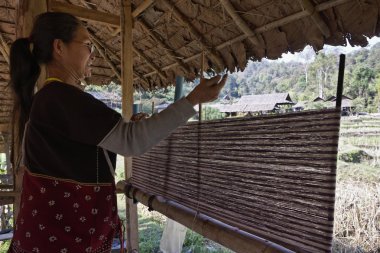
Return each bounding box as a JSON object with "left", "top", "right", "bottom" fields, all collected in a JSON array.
[
  {"left": 9, "top": 170, "right": 121, "bottom": 253},
  {"left": 132, "top": 109, "right": 341, "bottom": 253}
]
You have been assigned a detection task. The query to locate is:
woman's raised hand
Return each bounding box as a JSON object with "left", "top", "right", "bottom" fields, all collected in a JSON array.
[{"left": 186, "top": 74, "right": 228, "bottom": 106}]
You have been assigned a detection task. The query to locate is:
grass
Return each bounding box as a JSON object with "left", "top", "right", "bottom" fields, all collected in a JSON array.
[
  {"left": 332, "top": 116, "right": 380, "bottom": 253},
  {"left": 333, "top": 182, "right": 380, "bottom": 253},
  {"left": 0, "top": 241, "right": 10, "bottom": 252}
]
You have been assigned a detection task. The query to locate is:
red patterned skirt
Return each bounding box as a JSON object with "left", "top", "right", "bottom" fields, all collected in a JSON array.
[{"left": 8, "top": 169, "right": 122, "bottom": 253}]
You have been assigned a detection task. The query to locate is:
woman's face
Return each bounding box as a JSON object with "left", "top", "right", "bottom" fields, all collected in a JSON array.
[{"left": 63, "top": 26, "right": 95, "bottom": 79}]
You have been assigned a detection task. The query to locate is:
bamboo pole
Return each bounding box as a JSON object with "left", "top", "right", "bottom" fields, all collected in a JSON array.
[
  {"left": 116, "top": 182, "right": 293, "bottom": 253},
  {"left": 121, "top": 0, "right": 139, "bottom": 251},
  {"left": 0, "top": 191, "right": 20, "bottom": 197}
]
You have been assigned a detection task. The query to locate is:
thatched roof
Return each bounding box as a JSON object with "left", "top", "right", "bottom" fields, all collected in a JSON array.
[
  {"left": 1, "top": 0, "right": 380, "bottom": 131},
  {"left": 237, "top": 93, "right": 293, "bottom": 105},
  {"left": 216, "top": 92, "right": 293, "bottom": 113}
]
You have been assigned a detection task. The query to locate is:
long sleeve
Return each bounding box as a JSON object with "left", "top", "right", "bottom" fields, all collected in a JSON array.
[{"left": 98, "top": 97, "right": 196, "bottom": 156}]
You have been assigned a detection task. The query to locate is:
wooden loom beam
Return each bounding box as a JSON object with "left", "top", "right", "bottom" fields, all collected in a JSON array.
[
  {"left": 121, "top": 0, "right": 139, "bottom": 251},
  {"left": 298, "top": 0, "right": 331, "bottom": 37},
  {"left": 160, "top": 0, "right": 225, "bottom": 70},
  {"left": 219, "top": 0, "right": 261, "bottom": 47},
  {"left": 141, "top": 0, "right": 352, "bottom": 78},
  {"left": 116, "top": 182, "right": 291, "bottom": 253}
]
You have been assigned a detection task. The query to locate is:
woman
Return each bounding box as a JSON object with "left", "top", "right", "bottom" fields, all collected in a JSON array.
[{"left": 8, "top": 12, "right": 226, "bottom": 253}]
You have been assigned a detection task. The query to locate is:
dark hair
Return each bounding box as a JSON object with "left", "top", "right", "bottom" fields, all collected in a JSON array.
[{"left": 10, "top": 12, "right": 80, "bottom": 162}]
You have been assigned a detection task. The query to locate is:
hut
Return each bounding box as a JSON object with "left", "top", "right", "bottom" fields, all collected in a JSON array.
[
  {"left": 0, "top": 0, "right": 378, "bottom": 252},
  {"left": 313, "top": 96, "right": 326, "bottom": 102},
  {"left": 327, "top": 95, "right": 354, "bottom": 115},
  {"left": 219, "top": 93, "right": 294, "bottom": 116}
]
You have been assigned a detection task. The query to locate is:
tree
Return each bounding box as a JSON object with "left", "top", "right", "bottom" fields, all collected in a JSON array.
[{"left": 348, "top": 66, "right": 375, "bottom": 99}]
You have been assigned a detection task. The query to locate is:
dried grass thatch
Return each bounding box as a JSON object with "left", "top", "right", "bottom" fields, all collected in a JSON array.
[{"left": 0, "top": 0, "right": 380, "bottom": 129}]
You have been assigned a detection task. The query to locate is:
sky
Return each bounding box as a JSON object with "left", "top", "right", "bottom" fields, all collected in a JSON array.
[{"left": 278, "top": 36, "right": 380, "bottom": 63}]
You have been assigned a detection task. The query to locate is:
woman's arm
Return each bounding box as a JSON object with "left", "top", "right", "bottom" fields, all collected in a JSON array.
[{"left": 98, "top": 97, "right": 196, "bottom": 156}]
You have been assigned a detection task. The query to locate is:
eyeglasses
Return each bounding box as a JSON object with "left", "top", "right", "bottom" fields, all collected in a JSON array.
[{"left": 72, "top": 40, "right": 95, "bottom": 54}]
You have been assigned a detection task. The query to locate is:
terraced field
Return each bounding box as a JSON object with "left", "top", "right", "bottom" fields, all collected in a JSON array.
[{"left": 333, "top": 115, "right": 380, "bottom": 253}]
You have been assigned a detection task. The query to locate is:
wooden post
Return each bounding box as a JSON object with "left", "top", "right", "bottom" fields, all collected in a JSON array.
[
  {"left": 4, "top": 135, "right": 11, "bottom": 177},
  {"left": 13, "top": 0, "right": 48, "bottom": 221},
  {"left": 121, "top": 0, "right": 139, "bottom": 251},
  {"left": 198, "top": 51, "right": 205, "bottom": 121}
]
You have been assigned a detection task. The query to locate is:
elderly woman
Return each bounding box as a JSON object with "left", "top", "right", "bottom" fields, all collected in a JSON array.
[{"left": 8, "top": 12, "right": 226, "bottom": 253}]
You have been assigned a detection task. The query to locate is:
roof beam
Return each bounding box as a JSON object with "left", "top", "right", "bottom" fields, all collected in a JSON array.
[
  {"left": 51, "top": 0, "right": 211, "bottom": 81},
  {"left": 49, "top": 0, "right": 119, "bottom": 27},
  {"left": 88, "top": 31, "right": 120, "bottom": 61},
  {"left": 110, "top": 0, "right": 157, "bottom": 36},
  {"left": 160, "top": 0, "right": 225, "bottom": 70},
  {"left": 133, "top": 0, "right": 155, "bottom": 18},
  {"left": 219, "top": 0, "right": 261, "bottom": 47},
  {"left": 90, "top": 33, "right": 121, "bottom": 80},
  {"left": 50, "top": 0, "right": 154, "bottom": 28},
  {"left": 89, "top": 31, "right": 150, "bottom": 89},
  {"left": 133, "top": 72, "right": 151, "bottom": 91},
  {"left": 132, "top": 47, "right": 167, "bottom": 80},
  {"left": 298, "top": 0, "right": 331, "bottom": 37},
  {"left": 138, "top": 18, "right": 192, "bottom": 74},
  {"left": 141, "top": 0, "right": 351, "bottom": 78},
  {"left": 90, "top": 29, "right": 166, "bottom": 83}
]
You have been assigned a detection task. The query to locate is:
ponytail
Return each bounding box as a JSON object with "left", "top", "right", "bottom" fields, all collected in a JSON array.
[
  {"left": 10, "top": 38, "right": 40, "bottom": 147},
  {"left": 9, "top": 12, "right": 80, "bottom": 166}
]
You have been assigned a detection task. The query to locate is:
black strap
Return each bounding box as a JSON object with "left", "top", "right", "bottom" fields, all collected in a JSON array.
[
  {"left": 132, "top": 188, "right": 139, "bottom": 204},
  {"left": 147, "top": 195, "right": 156, "bottom": 212},
  {"left": 125, "top": 183, "right": 133, "bottom": 199}
]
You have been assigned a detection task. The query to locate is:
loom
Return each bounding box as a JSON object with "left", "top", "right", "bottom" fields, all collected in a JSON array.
[{"left": 117, "top": 55, "right": 346, "bottom": 253}]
